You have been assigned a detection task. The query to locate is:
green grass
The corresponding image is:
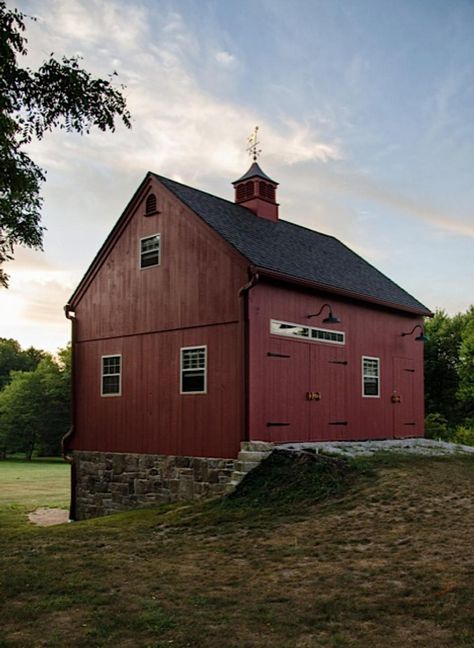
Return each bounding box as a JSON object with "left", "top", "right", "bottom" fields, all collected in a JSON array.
[
  {"left": 0, "top": 457, "right": 70, "bottom": 508},
  {"left": 1, "top": 453, "right": 474, "bottom": 647}
]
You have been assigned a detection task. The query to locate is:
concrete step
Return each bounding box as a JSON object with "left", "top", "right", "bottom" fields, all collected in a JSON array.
[
  {"left": 240, "top": 441, "right": 274, "bottom": 453},
  {"left": 228, "top": 470, "right": 247, "bottom": 485},
  {"left": 237, "top": 450, "right": 271, "bottom": 462},
  {"left": 234, "top": 460, "right": 261, "bottom": 473}
]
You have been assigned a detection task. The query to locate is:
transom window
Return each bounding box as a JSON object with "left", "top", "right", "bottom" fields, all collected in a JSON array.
[
  {"left": 362, "top": 356, "right": 380, "bottom": 398},
  {"left": 140, "top": 234, "right": 160, "bottom": 269},
  {"left": 270, "top": 319, "right": 345, "bottom": 345},
  {"left": 180, "top": 346, "right": 207, "bottom": 394},
  {"left": 101, "top": 355, "right": 121, "bottom": 396}
]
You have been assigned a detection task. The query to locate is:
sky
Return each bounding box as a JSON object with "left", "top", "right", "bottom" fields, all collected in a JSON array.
[{"left": 1, "top": 0, "right": 473, "bottom": 352}]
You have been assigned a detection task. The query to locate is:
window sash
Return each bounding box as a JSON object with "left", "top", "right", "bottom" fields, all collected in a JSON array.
[
  {"left": 362, "top": 356, "right": 380, "bottom": 398},
  {"left": 180, "top": 346, "right": 207, "bottom": 394},
  {"left": 140, "top": 234, "right": 160, "bottom": 269},
  {"left": 101, "top": 355, "right": 121, "bottom": 396}
]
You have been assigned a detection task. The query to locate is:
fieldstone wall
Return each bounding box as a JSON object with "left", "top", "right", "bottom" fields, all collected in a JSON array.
[{"left": 74, "top": 451, "right": 236, "bottom": 520}]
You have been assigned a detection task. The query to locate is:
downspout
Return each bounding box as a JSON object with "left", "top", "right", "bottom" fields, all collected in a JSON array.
[
  {"left": 62, "top": 304, "right": 77, "bottom": 521},
  {"left": 238, "top": 269, "right": 260, "bottom": 444}
]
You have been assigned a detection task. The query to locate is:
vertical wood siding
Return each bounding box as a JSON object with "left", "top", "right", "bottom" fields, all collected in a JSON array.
[
  {"left": 72, "top": 178, "right": 248, "bottom": 459},
  {"left": 248, "top": 282, "right": 425, "bottom": 442},
  {"left": 74, "top": 323, "right": 244, "bottom": 459}
]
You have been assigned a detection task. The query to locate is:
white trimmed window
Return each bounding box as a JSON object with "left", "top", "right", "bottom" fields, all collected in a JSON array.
[
  {"left": 270, "top": 319, "right": 345, "bottom": 345},
  {"left": 101, "top": 355, "right": 121, "bottom": 396},
  {"left": 362, "top": 356, "right": 380, "bottom": 398},
  {"left": 140, "top": 234, "right": 160, "bottom": 269},
  {"left": 180, "top": 346, "right": 207, "bottom": 394}
]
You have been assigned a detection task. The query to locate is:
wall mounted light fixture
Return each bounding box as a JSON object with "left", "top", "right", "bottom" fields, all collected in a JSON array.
[
  {"left": 307, "top": 303, "right": 341, "bottom": 324},
  {"left": 401, "top": 324, "right": 428, "bottom": 342}
]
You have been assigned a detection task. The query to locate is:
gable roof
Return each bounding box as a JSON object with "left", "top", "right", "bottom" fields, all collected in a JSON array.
[{"left": 154, "top": 173, "right": 431, "bottom": 316}]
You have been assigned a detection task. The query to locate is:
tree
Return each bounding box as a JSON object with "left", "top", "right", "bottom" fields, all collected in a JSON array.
[
  {"left": 0, "top": 2, "right": 131, "bottom": 287},
  {"left": 424, "top": 306, "right": 474, "bottom": 428},
  {"left": 457, "top": 308, "right": 474, "bottom": 419},
  {"left": 0, "top": 345, "right": 70, "bottom": 458},
  {"left": 0, "top": 336, "right": 45, "bottom": 389}
]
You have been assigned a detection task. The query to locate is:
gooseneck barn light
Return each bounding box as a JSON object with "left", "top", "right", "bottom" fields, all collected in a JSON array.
[
  {"left": 307, "top": 303, "right": 341, "bottom": 324},
  {"left": 401, "top": 324, "right": 428, "bottom": 342}
]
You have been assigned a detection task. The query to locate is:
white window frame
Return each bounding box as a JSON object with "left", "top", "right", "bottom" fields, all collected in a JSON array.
[
  {"left": 101, "top": 354, "right": 122, "bottom": 397},
  {"left": 139, "top": 233, "right": 161, "bottom": 270},
  {"left": 362, "top": 356, "right": 380, "bottom": 398},
  {"left": 270, "top": 319, "right": 345, "bottom": 345},
  {"left": 180, "top": 345, "right": 207, "bottom": 394}
]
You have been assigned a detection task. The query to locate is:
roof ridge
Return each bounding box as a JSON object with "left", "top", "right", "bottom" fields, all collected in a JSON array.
[{"left": 152, "top": 171, "right": 337, "bottom": 240}]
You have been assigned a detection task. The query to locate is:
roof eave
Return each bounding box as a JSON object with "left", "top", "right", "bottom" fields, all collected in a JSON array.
[{"left": 251, "top": 266, "right": 433, "bottom": 317}]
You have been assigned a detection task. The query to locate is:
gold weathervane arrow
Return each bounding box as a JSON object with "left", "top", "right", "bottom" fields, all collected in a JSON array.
[{"left": 246, "top": 126, "right": 262, "bottom": 161}]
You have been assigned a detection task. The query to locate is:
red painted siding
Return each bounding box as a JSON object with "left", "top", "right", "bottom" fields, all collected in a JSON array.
[
  {"left": 74, "top": 323, "right": 243, "bottom": 458},
  {"left": 73, "top": 177, "right": 248, "bottom": 341},
  {"left": 71, "top": 177, "right": 248, "bottom": 459},
  {"left": 248, "top": 281, "right": 425, "bottom": 442}
]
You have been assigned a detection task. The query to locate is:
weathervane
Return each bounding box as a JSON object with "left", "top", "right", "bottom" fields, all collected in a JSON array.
[{"left": 246, "top": 126, "right": 262, "bottom": 161}]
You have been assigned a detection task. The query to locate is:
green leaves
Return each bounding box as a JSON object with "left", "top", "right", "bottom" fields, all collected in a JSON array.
[
  {"left": 0, "top": 2, "right": 131, "bottom": 286},
  {"left": 424, "top": 306, "right": 474, "bottom": 433},
  {"left": 0, "top": 342, "right": 71, "bottom": 458}
]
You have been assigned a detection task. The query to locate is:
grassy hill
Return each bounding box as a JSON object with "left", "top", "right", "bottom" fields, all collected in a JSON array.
[{"left": 0, "top": 452, "right": 473, "bottom": 647}]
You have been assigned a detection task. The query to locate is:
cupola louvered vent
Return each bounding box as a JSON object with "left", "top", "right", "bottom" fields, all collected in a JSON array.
[
  {"left": 259, "top": 181, "right": 275, "bottom": 201},
  {"left": 145, "top": 193, "right": 157, "bottom": 215},
  {"left": 232, "top": 160, "right": 279, "bottom": 221}
]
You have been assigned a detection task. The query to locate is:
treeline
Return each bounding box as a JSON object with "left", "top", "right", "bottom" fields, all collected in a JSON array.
[
  {"left": 0, "top": 339, "right": 70, "bottom": 459},
  {"left": 424, "top": 306, "right": 474, "bottom": 444}
]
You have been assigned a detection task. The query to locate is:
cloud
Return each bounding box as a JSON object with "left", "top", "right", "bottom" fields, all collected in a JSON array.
[
  {"left": 311, "top": 167, "right": 474, "bottom": 239},
  {"left": 22, "top": 0, "right": 341, "bottom": 185},
  {"left": 215, "top": 51, "right": 236, "bottom": 66}
]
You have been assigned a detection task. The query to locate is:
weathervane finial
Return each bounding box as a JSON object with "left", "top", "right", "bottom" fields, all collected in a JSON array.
[{"left": 246, "top": 125, "right": 261, "bottom": 162}]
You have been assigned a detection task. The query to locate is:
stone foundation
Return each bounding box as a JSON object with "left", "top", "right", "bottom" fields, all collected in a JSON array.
[{"left": 73, "top": 451, "right": 237, "bottom": 520}]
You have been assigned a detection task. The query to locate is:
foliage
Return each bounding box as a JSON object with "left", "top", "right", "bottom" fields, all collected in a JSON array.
[
  {"left": 0, "top": 2, "right": 131, "bottom": 287},
  {"left": 0, "top": 345, "right": 70, "bottom": 458},
  {"left": 424, "top": 306, "right": 474, "bottom": 442},
  {"left": 424, "top": 412, "right": 450, "bottom": 441},
  {"left": 0, "top": 336, "right": 45, "bottom": 389}
]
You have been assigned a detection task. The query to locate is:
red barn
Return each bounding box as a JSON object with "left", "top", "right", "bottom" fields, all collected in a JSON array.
[{"left": 64, "top": 161, "right": 431, "bottom": 519}]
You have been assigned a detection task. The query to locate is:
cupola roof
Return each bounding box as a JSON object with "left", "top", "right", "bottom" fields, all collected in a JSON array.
[{"left": 232, "top": 161, "right": 278, "bottom": 185}]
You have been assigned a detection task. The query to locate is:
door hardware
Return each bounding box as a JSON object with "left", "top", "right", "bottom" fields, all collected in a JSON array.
[
  {"left": 267, "top": 352, "right": 291, "bottom": 358},
  {"left": 306, "top": 391, "right": 321, "bottom": 401}
]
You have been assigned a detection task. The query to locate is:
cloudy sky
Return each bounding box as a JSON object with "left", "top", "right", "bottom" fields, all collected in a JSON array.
[{"left": 2, "top": 0, "right": 473, "bottom": 352}]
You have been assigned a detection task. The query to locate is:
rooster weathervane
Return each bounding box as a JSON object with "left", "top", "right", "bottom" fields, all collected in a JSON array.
[{"left": 246, "top": 126, "right": 262, "bottom": 161}]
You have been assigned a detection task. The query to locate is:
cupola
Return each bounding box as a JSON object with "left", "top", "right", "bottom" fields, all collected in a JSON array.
[{"left": 232, "top": 127, "right": 279, "bottom": 221}]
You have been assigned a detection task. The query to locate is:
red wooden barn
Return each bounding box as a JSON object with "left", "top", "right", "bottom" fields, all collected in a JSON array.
[{"left": 64, "top": 160, "right": 431, "bottom": 519}]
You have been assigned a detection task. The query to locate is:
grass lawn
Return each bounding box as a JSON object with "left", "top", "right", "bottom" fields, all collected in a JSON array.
[
  {"left": 0, "top": 457, "right": 70, "bottom": 509},
  {"left": 0, "top": 453, "right": 473, "bottom": 647}
]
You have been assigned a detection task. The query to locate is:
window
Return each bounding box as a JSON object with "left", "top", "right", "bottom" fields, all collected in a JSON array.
[
  {"left": 145, "top": 193, "right": 157, "bottom": 215},
  {"left": 140, "top": 234, "right": 160, "bottom": 269},
  {"left": 270, "top": 319, "right": 345, "bottom": 345},
  {"left": 362, "top": 356, "right": 380, "bottom": 398},
  {"left": 180, "top": 346, "right": 207, "bottom": 394},
  {"left": 101, "top": 355, "right": 121, "bottom": 396}
]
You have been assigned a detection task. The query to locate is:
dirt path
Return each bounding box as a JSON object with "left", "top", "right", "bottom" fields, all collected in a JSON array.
[{"left": 27, "top": 507, "right": 69, "bottom": 526}]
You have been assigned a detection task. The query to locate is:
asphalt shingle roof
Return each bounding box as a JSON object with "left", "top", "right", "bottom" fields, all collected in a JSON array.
[{"left": 154, "top": 173, "right": 430, "bottom": 315}]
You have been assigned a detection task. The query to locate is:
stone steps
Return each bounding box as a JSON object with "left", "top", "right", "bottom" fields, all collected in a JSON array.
[{"left": 226, "top": 441, "right": 274, "bottom": 491}]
